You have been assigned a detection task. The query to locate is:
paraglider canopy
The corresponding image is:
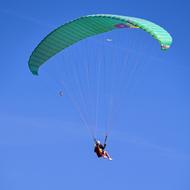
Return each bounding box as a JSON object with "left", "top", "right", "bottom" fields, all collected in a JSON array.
[{"left": 28, "top": 14, "right": 172, "bottom": 75}]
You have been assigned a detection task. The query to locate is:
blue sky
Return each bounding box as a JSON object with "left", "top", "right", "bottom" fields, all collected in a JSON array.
[{"left": 0, "top": 0, "right": 190, "bottom": 190}]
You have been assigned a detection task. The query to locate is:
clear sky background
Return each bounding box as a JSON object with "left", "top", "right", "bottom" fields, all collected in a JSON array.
[{"left": 0, "top": 0, "right": 190, "bottom": 190}]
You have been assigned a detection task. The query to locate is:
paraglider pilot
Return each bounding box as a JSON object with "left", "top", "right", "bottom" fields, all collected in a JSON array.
[{"left": 94, "top": 136, "right": 112, "bottom": 160}]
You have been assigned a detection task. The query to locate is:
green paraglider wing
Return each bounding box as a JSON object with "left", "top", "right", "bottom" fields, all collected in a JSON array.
[{"left": 28, "top": 14, "right": 172, "bottom": 75}]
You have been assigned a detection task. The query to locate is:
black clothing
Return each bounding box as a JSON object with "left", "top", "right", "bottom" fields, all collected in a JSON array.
[
  {"left": 100, "top": 143, "right": 106, "bottom": 150},
  {"left": 94, "top": 143, "right": 106, "bottom": 157}
]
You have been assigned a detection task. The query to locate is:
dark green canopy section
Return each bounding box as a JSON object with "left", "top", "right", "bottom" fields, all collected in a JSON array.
[{"left": 29, "top": 14, "right": 172, "bottom": 75}]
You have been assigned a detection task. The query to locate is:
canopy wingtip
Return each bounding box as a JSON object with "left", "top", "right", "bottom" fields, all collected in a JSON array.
[{"left": 161, "top": 44, "right": 171, "bottom": 50}]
